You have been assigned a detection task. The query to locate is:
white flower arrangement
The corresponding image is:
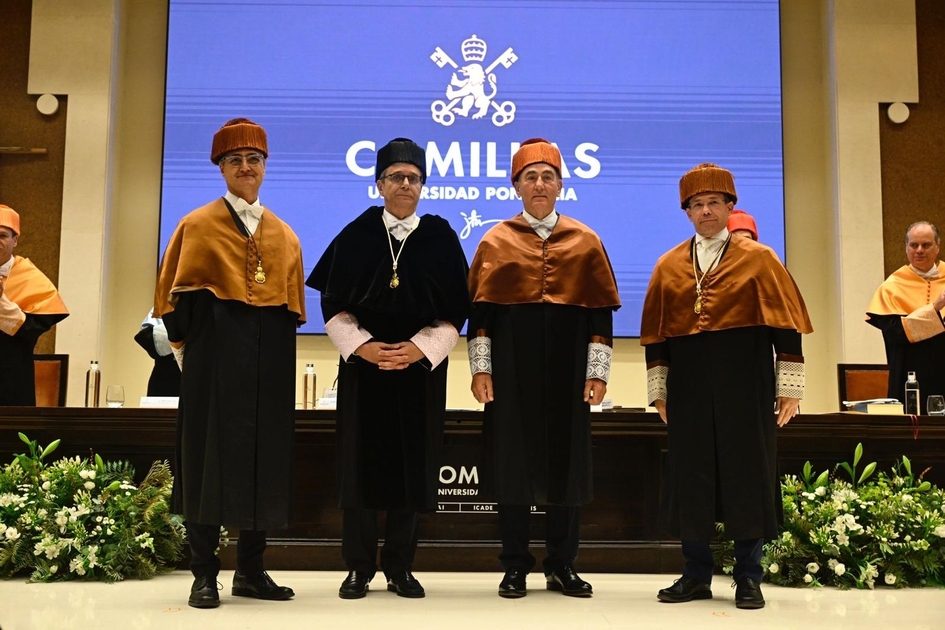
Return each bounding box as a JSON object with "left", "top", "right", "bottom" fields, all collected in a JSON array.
[
  {"left": 717, "top": 444, "right": 945, "bottom": 589},
  {"left": 0, "top": 433, "right": 185, "bottom": 582}
]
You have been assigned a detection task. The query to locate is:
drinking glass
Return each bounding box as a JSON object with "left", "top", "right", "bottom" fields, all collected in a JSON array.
[
  {"left": 105, "top": 385, "right": 125, "bottom": 408},
  {"left": 927, "top": 395, "right": 945, "bottom": 416}
]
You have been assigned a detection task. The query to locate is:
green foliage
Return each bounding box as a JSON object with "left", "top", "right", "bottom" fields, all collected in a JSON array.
[
  {"left": 0, "top": 434, "right": 185, "bottom": 583},
  {"left": 718, "top": 444, "right": 945, "bottom": 589}
]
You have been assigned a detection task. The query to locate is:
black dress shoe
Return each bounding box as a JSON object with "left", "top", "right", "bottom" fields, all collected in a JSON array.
[
  {"left": 734, "top": 577, "right": 765, "bottom": 609},
  {"left": 188, "top": 575, "right": 220, "bottom": 609},
  {"left": 657, "top": 575, "right": 712, "bottom": 603},
  {"left": 545, "top": 565, "right": 593, "bottom": 597},
  {"left": 498, "top": 568, "right": 527, "bottom": 598},
  {"left": 339, "top": 571, "right": 371, "bottom": 599},
  {"left": 231, "top": 570, "right": 295, "bottom": 600},
  {"left": 386, "top": 571, "right": 425, "bottom": 598}
]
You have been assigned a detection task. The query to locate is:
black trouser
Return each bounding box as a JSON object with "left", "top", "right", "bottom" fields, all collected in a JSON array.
[
  {"left": 498, "top": 504, "right": 580, "bottom": 575},
  {"left": 342, "top": 508, "right": 420, "bottom": 580},
  {"left": 187, "top": 522, "right": 266, "bottom": 578},
  {"left": 681, "top": 538, "right": 764, "bottom": 584}
]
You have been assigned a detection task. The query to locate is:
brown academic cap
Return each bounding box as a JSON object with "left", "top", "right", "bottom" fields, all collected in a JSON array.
[
  {"left": 679, "top": 162, "right": 738, "bottom": 209},
  {"left": 511, "top": 138, "right": 561, "bottom": 183},
  {"left": 210, "top": 118, "right": 269, "bottom": 164}
]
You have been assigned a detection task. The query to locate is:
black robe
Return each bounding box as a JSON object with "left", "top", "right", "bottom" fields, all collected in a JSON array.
[
  {"left": 646, "top": 327, "right": 800, "bottom": 542},
  {"left": 866, "top": 315, "right": 945, "bottom": 402},
  {"left": 0, "top": 313, "right": 65, "bottom": 406},
  {"left": 133, "top": 324, "right": 182, "bottom": 397},
  {"left": 469, "top": 303, "right": 612, "bottom": 506},
  {"left": 306, "top": 207, "right": 470, "bottom": 511},
  {"left": 164, "top": 291, "right": 298, "bottom": 530}
]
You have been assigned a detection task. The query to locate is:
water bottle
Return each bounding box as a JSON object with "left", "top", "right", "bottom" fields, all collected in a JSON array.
[
  {"left": 85, "top": 361, "right": 101, "bottom": 408},
  {"left": 904, "top": 371, "right": 920, "bottom": 415},
  {"left": 303, "top": 364, "right": 316, "bottom": 409}
]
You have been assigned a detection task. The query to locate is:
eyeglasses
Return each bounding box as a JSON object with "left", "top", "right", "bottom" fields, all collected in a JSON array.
[
  {"left": 521, "top": 171, "right": 559, "bottom": 185},
  {"left": 222, "top": 153, "right": 265, "bottom": 168},
  {"left": 381, "top": 172, "right": 423, "bottom": 186},
  {"left": 688, "top": 199, "right": 728, "bottom": 212}
]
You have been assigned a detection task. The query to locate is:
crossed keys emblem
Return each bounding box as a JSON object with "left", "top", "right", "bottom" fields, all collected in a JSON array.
[{"left": 429, "top": 35, "right": 518, "bottom": 127}]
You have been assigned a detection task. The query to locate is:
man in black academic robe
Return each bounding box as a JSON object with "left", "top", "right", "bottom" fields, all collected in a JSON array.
[
  {"left": 0, "top": 204, "right": 69, "bottom": 406},
  {"left": 467, "top": 139, "right": 621, "bottom": 599},
  {"left": 866, "top": 221, "right": 945, "bottom": 404},
  {"left": 307, "top": 138, "right": 469, "bottom": 600},
  {"left": 154, "top": 119, "right": 306, "bottom": 609},
  {"left": 640, "top": 163, "right": 812, "bottom": 610}
]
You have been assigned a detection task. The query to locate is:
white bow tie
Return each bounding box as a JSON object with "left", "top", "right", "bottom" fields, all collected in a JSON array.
[{"left": 234, "top": 198, "right": 263, "bottom": 220}]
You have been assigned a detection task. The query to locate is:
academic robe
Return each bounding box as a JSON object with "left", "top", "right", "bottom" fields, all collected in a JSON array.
[
  {"left": 467, "top": 214, "right": 620, "bottom": 506},
  {"left": 306, "top": 206, "right": 470, "bottom": 511},
  {"left": 0, "top": 256, "right": 68, "bottom": 406},
  {"left": 866, "top": 262, "right": 945, "bottom": 402},
  {"left": 134, "top": 321, "right": 181, "bottom": 397},
  {"left": 640, "top": 235, "right": 812, "bottom": 542},
  {"left": 154, "top": 199, "right": 306, "bottom": 530}
]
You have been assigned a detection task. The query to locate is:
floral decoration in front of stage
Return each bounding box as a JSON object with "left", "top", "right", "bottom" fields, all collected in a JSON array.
[
  {"left": 715, "top": 444, "right": 945, "bottom": 589},
  {"left": 0, "top": 433, "right": 185, "bottom": 582}
]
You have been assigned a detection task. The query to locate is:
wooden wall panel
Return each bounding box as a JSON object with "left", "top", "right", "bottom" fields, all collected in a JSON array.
[
  {"left": 0, "top": 0, "right": 68, "bottom": 353},
  {"left": 879, "top": 0, "right": 945, "bottom": 276}
]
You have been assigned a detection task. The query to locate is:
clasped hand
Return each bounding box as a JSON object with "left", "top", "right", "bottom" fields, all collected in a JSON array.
[{"left": 355, "top": 341, "right": 424, "bottom": 370}]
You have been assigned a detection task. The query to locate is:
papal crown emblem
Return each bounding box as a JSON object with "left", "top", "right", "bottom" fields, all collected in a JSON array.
[{"left": 461, "top": 34, "right": 487, "bottom": 62}]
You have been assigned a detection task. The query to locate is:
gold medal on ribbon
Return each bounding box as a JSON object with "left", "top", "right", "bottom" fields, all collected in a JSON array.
[{"left": 254, "top": 264, "right": 267, "bottom": 284}]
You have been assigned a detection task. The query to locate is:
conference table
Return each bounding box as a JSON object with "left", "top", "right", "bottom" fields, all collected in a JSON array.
[{"left": 2, "top": 408, "right": 942, "bottom": 573}]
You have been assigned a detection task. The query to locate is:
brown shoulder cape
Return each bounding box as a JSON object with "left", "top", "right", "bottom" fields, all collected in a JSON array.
[
  {"left": 468, "top": 213, "right": 620, "bottom": 308},
  {"left": 866, "top": 262, "right": 945, "bottom": 316},
  {"left": 4, "top": 256, "right": 69, "bottom": 315},
  {"left": 640, "top": 236, "right": 812, "bottom": 345},
  {"left": 154, "top": 198, "right": 306, "bottom": 324}
]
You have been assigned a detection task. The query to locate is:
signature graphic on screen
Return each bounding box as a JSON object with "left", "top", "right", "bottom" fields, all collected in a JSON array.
[{"left": 430, "top": 34, "right": 518, "bottom": 127}]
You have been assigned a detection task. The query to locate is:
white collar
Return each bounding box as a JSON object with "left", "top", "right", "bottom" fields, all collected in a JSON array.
[
  {"left": 225, "top": 191, "right": 264, "bottom": 219},
  {"left": 910, "top": 262, "right": 941, "bottom": 280},
  {"left": 0, "top": 256, "right": 12, "bottom": 277},
  {"left": 695, "top": 228, "right": 729, "bottom": 246},
  {"left": 522, "top": 209, "right": 558, "bottom": 229},
  {"left": 383, "top": 209, "right": 420, "bottom": 230}
]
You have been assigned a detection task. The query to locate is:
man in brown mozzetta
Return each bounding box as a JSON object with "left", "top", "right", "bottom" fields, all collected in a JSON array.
[
  {"left": 640, "top": 162, "right": 812, "bottom": 610},
  {"left": 467, "top": 138, "right": 620, "bottom": 599},
  {"left": 154, "top": 118, "right": 306, "bottom": 609}
]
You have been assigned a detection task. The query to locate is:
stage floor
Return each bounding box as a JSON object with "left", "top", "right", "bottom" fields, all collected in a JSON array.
[{"left": 1, "top": 571, "right": 942, "bottom": 630}]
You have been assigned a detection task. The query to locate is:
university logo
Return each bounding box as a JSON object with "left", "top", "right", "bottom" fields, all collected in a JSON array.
[{"left": 430, "top": 34, "right": 518, "bottom": 127}]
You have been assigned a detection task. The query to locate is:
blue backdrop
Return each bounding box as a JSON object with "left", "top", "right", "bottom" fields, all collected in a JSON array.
[{"left": 161, "top": 0, "right": 784, "bottom": 336}]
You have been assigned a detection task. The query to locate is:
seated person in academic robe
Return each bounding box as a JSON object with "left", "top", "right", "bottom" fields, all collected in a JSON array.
[
  {"left": 306, "top": 138, "right": 470, "bottom": 600},
  {"left": 134, "top": 308, "right": 181, "bottom": 397},
  {"left": 154, "top": 118, "right": 306, "bottom": 609},
  {"left": 641, "top": 163, "right": 812, "bottom": 611},
  {"left": 727, "top": 209, "right": 758, "bottom": 241},
  {"left": 0, "top": 204, "right": 69, "bottom": 406},
  {"left": 467, "top": 139, "right": 621, "bottom": 599},
  {"left": 866, "top": 221, "right": 945, "bottom": 405}
]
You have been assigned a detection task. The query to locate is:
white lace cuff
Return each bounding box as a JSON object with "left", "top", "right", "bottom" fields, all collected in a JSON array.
[
  {"left": 903, "top": 304, "right": 945, "bottom": 343},
  {"left": 647, "top": 364, "right": 668, "bottom": 405},
  {"left": 586, "top": 342, "right": 612, "bottom": 383},
  {"left": 0, "top": 294, "right": 25, "bottom": 335},
  {"left": 172, "top": 344, "right": 185, "bottom": 371},
  {"left": 411, "top": 320, "right": 459, "bottom": 370},
  {"left": 468, "top": 336, "right": 492, "bottom": 375},
  {"left": 776, "top": 359, "right": 805, "bottom": 399},
  {"left": 325, "top": 312, "right": 374, "bottom": 362}
]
